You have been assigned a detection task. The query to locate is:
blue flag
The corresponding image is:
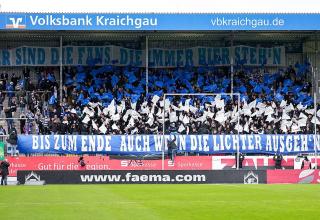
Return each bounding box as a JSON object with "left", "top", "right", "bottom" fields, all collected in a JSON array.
[
  {"left": 197, "top": 76, "right": 204, "bottom": 87},
  {"left": 179, "top": 88, "right": 188, "bottom": 93},
  {"left": 240, "top": 94, "right": 248, "bottom": 102},
  {"left": 90, "top": 93, "right": 101, "bottom": 99},
  {"left": 128, "top": 75, "right": 137, "bottom": 84},
  {"left": 203, "top": 84, "right": 217, "bottom": 92},
  {"left": 134, "top": 85, "right": 144, "bottom": 95},
  {"left": 131, "top": 94, "right": 140, "bottom": 103},
  {"left": 263, "top": 74, "right": 274, "bottom": 85},
  {"left": 182, "top": 79, "right": 193, "bottom": 90},
  {"left": 222, "top": 78, "right": 231, "bottom": 87},
  {"left": 124, "top": 83, "right": 134, "bottom": 91},
  {"left": 221, "top": 95, "right": 231, "bottom": 102},
  {"left": 263, "top": 86, "right": 272, "bottom": 95},
  {"left": 265, "top": 95, "right": 273, "bottom": 102},
  {"left": 77, "top": 93, "right": 84, "bottom": 103},
  {"left": 275, "top": 93, "right": 284, "bottom": 102},
  {"left": 90, "top": 69, "right": 98, "bottom": 77},
  {"left": 283, "top": 79, "right": 293, "bottom": 87},
  {"left": 253, "top": 84, "right": 262, "bottom": 93},
  {"left": 292, "top": 86, "right": 302, "bottom": 94},
  {"left": 64, "top": 78, "right": 74, "bottom": 86},
  {"left": 238, "top": 85, "right": 247, "bottom": 93},
  {"left": 153, "top": 90, "right": 163, "bottom": 97},
  {"left": 76, "top": 72, "right": 86, "bottom": 83},
  {"left": 167, "top": 86, "right": 176, "bottom": 93},
  {"left": 48, "top": 95, "right": 56, "bottom": 105},
  {"left": 249, "top": 80, "right": 257, "bottom": 87},
  {"left": 281, "top": 86, "right": 289, "bottom": 94},
  {"left": 111, "top": 75, "right": 119, "bottom": 87},
  {"left": 18, "top": 79, "right": 25, "bottom": 89},
  {"left": 88, "top": 86, "right": 94, "bottom": 94},
  {"left": 101, "top": 92, "right": 113, "bottom": 100},
  {"left": 304, "top": 97, "right": 313, "bottom": 106},
  {"left": 81, "top": 98, "right": 90, "bottom": 106},
  {"left": 256, "top": 98, "right": 262, "bottom": 103},
  {"left": 155, "top": 81, "right": 164, "bottom": 87},
  {"left": 117, "top": 91, "right": 123, "bottom": 101}
]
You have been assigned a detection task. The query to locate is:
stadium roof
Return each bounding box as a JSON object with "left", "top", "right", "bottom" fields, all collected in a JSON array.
[{"left": 0, "top": 31, "right": 318, "bottom": 42}]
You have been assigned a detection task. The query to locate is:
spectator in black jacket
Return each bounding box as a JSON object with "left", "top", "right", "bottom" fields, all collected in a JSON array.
[
  {"left": 235, "top": 152, "right": 245, "bottom": 169},
  {"left": 7, "top": 127, "right": 18, "bottom": 156},
  {"left": 168, "top": 135, "right": 177, "bottom": 162},
  {"left": 0, "top": 159, "right": 10, "bottom": 185},
  {"left": 60, "top": 116, "right": 69, "bottom": 134},
  {"left": 273, "top": 154, "right": 283, "bottom": 169}
]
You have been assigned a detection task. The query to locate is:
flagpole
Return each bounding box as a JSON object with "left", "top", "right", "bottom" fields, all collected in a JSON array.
[
  {"left": 162, "top": 94, "right": 166, "bottom": 170},
  {"left": 146, "top": 36, "right": 149, "bottom": 95},
  {"left": 314, "top": 89, "right": 317, "bottom": 169},
  {"left": 237, "top": 93, "right": 240, "bottom": 170},
  {"left": 230, "top": 33, "right": 234, "bottom": 96},
  {"left": 314, "top": 40, "right": 318, "bottom": 169},
  {"left": 59, "top": 35, "right": 63, "bottom": 103}
]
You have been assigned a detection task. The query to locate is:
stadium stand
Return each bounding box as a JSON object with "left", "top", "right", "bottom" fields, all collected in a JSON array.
[{"left": 1, "top": 61, "right": 318, "bottom": 136}]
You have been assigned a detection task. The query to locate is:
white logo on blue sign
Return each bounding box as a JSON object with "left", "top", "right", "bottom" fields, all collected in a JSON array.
[{"left": 5, "top": 15, "right": 26, "bottom": 29}]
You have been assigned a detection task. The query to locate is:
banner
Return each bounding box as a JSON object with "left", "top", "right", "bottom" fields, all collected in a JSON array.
[
  {"left": 17, "top": 134, "right": 320, "bottom": 155},
  {"left": 6, "top": 156, "right": 212, "bottom": 176},
  {"left": 267, "top": 170, "right": 320, "bottom": 184},
  {"left": 17, "top": 170, "right": 267, "bottom": 184},
  {"left": 212, "top": 156, "right": 296, "bottom": 170},
  {"left": 2, "top": 13, "right": 320, "bottom": 31},
  {"left": 7, "top": 155, "right": 320, "bottom": 177},
  {"left": 0, "top": 45, "right": 285, "bottom": 67},
  {"left": 0, "top": 142, "right": 4, "bottom": 160}
]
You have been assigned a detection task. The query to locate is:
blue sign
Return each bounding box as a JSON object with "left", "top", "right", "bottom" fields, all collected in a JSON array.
[
  {"left": 1, "top": 13, "right": 320, "bottom": 30},
  {"left": 17, "top": 134, "right": 320, "bottom": 155},
  {"left": 0, "top": 45, "right": 285, "bottom": 67}
]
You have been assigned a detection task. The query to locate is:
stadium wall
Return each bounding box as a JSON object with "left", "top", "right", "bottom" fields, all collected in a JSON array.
[
  {"left": 17, "top": 170, "right": 267, "bottom": 184},
  {"left": 16, "top": 169, "right": 320, "bottom": 184},
  {"left": 7, "top": 155, "right": 320, "bottom": 177}
]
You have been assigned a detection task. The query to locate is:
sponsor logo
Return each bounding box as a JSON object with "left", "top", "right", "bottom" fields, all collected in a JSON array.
[
  {"left": 120, "top": 161, "right": 128, "bottom": 167},
  {"left": 80, "top": 172, "right": 206, "bottom": 183},
  {"left": 25, "top": 171, "right": 45, "bottom": 185},
  {"left": 168, "top": 160, "right": 174, "bottom": 167},
  {"left": 244, "top": 171, "right": 259, "bottom": 184},
  {"left": 120, "top": 160, "right": 143, "bottom": 167},
  {"left": 298, "top": 169, "right": 315, "bottom": 184},
  {"left": 6, "top": 15, "right": 26, "bottom": 29},
  {"left": 18, "top": 170, "right": 267, "bottom": 184}
]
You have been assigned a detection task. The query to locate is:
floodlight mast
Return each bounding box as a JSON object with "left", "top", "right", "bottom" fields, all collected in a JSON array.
[{"left": 161, "top": 93, "right": 241, "bottom": 170}]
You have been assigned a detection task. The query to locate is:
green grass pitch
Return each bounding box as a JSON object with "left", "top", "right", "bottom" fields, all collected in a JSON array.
[{"left": 0, "top": 184, "right": 320, "bottom": 220}]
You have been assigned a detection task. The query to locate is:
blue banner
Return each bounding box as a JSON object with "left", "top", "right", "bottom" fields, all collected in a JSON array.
[
  {"left": 1, "top": 13, "right": 320, "bottom": 30},
  {"left": 0, "top": 45, "right": 285, "bottom": 67},
  {"left": 17, "top": 134, "right": 320, "bottom": 155}
]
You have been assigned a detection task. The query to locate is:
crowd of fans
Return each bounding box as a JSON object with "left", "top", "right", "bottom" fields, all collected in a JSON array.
[{"left": 0, "top": 61, "right": 319, "bottom": 136}]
